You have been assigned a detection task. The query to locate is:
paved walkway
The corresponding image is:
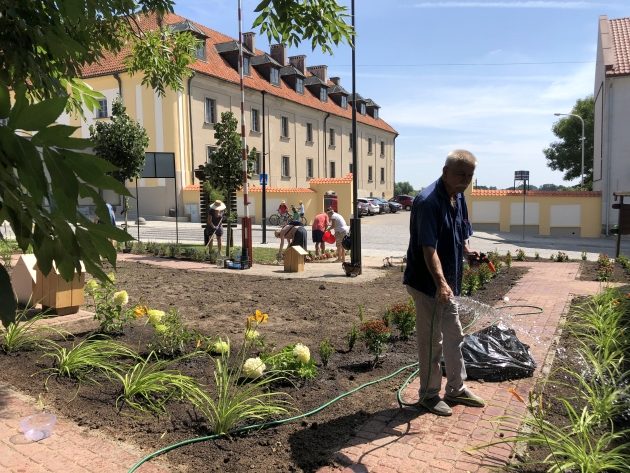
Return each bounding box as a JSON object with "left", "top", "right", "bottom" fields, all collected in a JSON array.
[{"left": 0, "top": 259, "right": 607, "bottom": 472}]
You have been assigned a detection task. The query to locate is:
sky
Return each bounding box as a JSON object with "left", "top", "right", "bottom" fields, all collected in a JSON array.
[{"left": 173, "top": 0, "right": 629, "bottom": 190}]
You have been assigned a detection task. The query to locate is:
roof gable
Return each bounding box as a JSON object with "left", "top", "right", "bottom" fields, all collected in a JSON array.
[{"left": 607, "top": 17, "right": 630, "bottom": 77}]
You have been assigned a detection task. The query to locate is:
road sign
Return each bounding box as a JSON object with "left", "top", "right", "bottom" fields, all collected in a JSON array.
[{"left": 259, "top": 173, "right": 268, "bottom": 185}]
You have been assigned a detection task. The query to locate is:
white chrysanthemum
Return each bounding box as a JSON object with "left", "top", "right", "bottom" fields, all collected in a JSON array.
[
  {"left": 212, "top": 340, "right": 230, "bottom": 355},
  {"left": 85, "top": 279, "right": 99, "bottom": 292},
  {"left": 147, "top": 309, "right": 165, "bottom": 325},
  {"left": 243, "top": 357, "right": 266, "bottom": 378},
  {"left": 293, "top": 343, "right": 310, "bottom": 364},
  {"left": 154, "top": 324, "right": 168, "bottom": 334},
  {"left": 244, "top": 329, "right": 260, "bottom": 340},
  {"left": 112, "top": 290, "right": 129, "bottom": 306}
]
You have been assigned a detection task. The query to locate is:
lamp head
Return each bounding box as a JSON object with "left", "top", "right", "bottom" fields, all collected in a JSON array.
[{"left": 554, "top": 113, "right": 562, "bottom": 116}]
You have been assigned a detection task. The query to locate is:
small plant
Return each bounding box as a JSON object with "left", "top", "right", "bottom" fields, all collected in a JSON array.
[
  {"left": 462, "top": 267, "right": 480, "bottom": 296},
  {"left": 505, "top": 250, "right": 512, "bottom": 268},
  {"left": 360, "top": 319, "right": 391, "bottom": 365},
  {"left": 346, "top": 324, "right": 359, "bottom": 351},
  {"left": 515, "top": 248, "right": 526, "bottom": 261},
  {"left": 596, "top": 253, "right": 614, "bottom": 281},
  {"left": 534, "top": 251, "right": 540, "bottom": 260},
  {"left": 386, "top": 299, "right": 416, "bottom": 340},
  {"left": 1, "top": 310, "right": 64, "bottom": 353},
  {"left": 477, "top": 263, "right": 494, "bottom": 286},
  {"left": 262, "top": 343, "right": 318, "bottom": 380},
  {"left": 144, "top": 308, "right": 195, "bottom": 357},
  {"left": 84, "top": 276, "right": 134, "bottom": 334},
  {"left": 554, "top": 251, "right": 569, "bottom": 262},
  {"left": 319, "top": 339, "right": 334, "bottom": 367},
  {"left": 581, "top": 251, "right": 588, "bottom": 261}
]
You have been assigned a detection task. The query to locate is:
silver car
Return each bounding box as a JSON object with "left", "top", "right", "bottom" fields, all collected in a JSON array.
[{"left": 358, "top": 197, "right": 380, "bottom": 215}]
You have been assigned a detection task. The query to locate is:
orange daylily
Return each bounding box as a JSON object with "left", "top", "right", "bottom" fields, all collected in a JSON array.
[
  {"left": 248, "top": 309, "right": 269, "bottom": 324},
  {"left": 133, "top": 305, "right": 149, "bottom": 318}
]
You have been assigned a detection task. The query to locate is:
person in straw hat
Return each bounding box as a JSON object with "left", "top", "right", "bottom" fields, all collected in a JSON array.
[{"left": 204, "top": 200, "right": 226, "bottom": 253}]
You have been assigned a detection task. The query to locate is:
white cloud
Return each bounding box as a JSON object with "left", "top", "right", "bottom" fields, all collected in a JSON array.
[{"left": 412, "top": 1, "right": 601, "bottom": 8}]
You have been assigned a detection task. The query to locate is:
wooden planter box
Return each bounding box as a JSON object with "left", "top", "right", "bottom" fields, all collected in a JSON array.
[
  {"left": 33, "top": 263, "right": 86, "bottom": 316},
  {"left": 284, "top": 246, "right": 308, "bottom": 273}
]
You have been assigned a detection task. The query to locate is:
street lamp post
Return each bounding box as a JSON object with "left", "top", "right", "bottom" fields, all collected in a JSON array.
[{"left": 554, "top": 112, "right": 585, "bottom": 190}]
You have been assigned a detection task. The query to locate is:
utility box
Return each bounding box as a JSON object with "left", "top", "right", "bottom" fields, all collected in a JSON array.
[
  {"left": 284, "top": 246, "right": 308, "bottom": 273},
  {"left": 11, "top": 254, "right": 39, "bottom": 306},
  {"left": 33, "top": 262, "right": 86, "bottom": 315}
]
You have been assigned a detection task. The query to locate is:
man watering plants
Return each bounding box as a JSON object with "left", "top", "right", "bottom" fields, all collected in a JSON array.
[{"left": 403, "top": 149, "right": 486, "bottom": 416}]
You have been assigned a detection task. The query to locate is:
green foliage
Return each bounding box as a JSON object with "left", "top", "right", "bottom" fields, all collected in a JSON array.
[
  {"left": 146, "top": 308, "right": 195, "bottom": 358},
  {"left": 505, "top": 250, "right": 512, "bottom": 268},
  {"left": 111, "top": 352, "right": 207, "bottom": 415},
  {"left": 544, "top": 96, "right": 594, "bottom": 188},
  {"left": 0, "top": 88, "right": 133, "bottom": 327},
  {"left": 386, "top": 300, "right": 416, "bottom": 340},
  {"left": 553, "top": 251, "right": 569, "bottom": 262},
  {"left": 253, "top": 0, "right": 354, "bottom": 54},
  {"left": 462, "top": 267, "right": 480, "bottom": 296},
  {"left": 90, "top": 99, "right": 149, "bottom": 183},
  {"left": 0, "top": 239, "right": 17, "bottom": 268},
  {"left": 582, "top": 251, "right": 588, "bottom": 261},
  {"left": 318, "top": 339, "right": 334, "bottom": 367},
  {"left": 84, "top": 276, "right": 133, "bottom": 334},
  {"left": 394, "top": 181, "right": 415, "bottom": 196},
  {"left": 515, "top": 248, "right": 526, "bottom": 261},
  {"left": 261, "top": 343, "right": 318, "bottom": 380},
  {"left": 597, "top": 253, "right": 614, "bottom": 281},
  {"left": 360, "top": 319, "right": 391, "bottom": 365},
  {"left": 534, "top": 251, "right": 540, "bottom": 260},
  {"left": 1, "top": 310, "right": 65, "bottom": 353},
  {"left": 346, "top": 323, "right": 359, "bottom": 352},
  {"left": 43, "top": 338, "right": 137, "bottom": 384}
]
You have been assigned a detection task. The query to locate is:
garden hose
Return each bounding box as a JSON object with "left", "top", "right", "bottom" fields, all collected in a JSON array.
[{"left": 127, "top": 303, "right": 544, "bottom": 472}]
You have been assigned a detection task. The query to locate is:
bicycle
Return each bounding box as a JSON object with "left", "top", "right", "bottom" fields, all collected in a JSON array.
[{"left": 268, "top": 213, "right": 306, "bottom": 226}]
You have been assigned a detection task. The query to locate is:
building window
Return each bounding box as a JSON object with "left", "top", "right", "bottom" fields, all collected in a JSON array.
[
  {"left": 340, "top": 95, "right": 347, "bottom": 109},
  {"left": 368, "top": 138, "right": 373, "bottom": 154},
  {"left": 251, "top": 108, "right": 259, "bottom": 132},
  {"left": 96, "top": 99, "right": 108, "bottom": 119},
  {"left": 206, "top": 146, "right": 218, "bottom": 164},
  {"left": 329, "top": 128, "right": 335, "bottom": 147},
  {"left": 281, "top": 116, "right": 289, "bottom": 138},
  {"left": 306, "top": 122, "right": 313, "bottom": 142},
  {"left": 380, "top": 140, "right": 385, "bottom": 156},
  {"left": 296, "top": 77, "right": 304, "bottom": 94},
  {"left": 329, "top": 161, "right": 336, "bottom": 178},
  {"left": 349, "top": 132, "right": 353, "bottom": 150},
  {"left": 306, "top": 158, "right": 314, "bottom": 178},
  {"left": 205, "top": 98, "right": 216, "bottom": 124},
  {"left": 360, "top": 103, "right": 366, "bottom": 115},
  {"left": 368, "top": 166, "right": 373, "bottom": 182},
  {"left": 270, "top": 67, "right": 280, "bottom": 85},
  {"left": 253, "top": 152, "right": 262, "bottom": 174},
  {"left": 281, "top": 155, "right": 290, "bottom": 177},
  {"left": 380, "top": 167, "right": 385, "bottom": 183},
  {"left": 195, "top": 41, "right": 206, "bottom": 60},
  {"left": 242, "top": 56, "right": 250, "bottom": 75},
  {"left": 349, "top": 163, "right": 353, "bottom": 173},
  {"left": 319, "top": 87, "right": 328, "bottom": 102},
  {"left": 373, "top": 108, "right": 379, "bottom": 119}
]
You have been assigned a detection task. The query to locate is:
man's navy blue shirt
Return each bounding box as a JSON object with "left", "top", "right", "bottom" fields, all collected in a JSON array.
[{"left": 403, "top": 178, "right": 472, "bottom": 297}]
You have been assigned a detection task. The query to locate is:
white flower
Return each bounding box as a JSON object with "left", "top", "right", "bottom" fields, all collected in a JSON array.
[
  {"left": 212, "top": 339, "right": 230, "bottom": 355},
  {"left": 243, "top": 357, "right": 266, "bottom": 378},
  {"left": 154, "top": 324, "right": 168, "bottom": 334},
  {"left": 85, "top": 279, "right": 99, "bottom": 292},
  {"left": 245, "top": 329, "right": 260, "bottom": 340},
  {"left": 112, "top": 290, "right": 129, "bottom": 306},
  {"left": 147, "top": 309, "right": 165, "bottom": 325},
  {"left": 293, "top": 343, "right": 310, "bottom": 364}
]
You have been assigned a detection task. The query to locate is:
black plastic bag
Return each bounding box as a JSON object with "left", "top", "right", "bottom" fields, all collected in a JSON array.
[
  {"left": 462, "top": 323, "right": 536, "bottom": 381},
  {"left": 341, "top": 234, "right": 352, "bottom": 250}
]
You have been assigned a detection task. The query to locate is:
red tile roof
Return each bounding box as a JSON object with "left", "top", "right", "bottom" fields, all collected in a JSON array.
[
  {"left": 472, "top": 189, "right": 601, "bottom": 197},
  {"left": 608, "top": 17, "right": 630, "bottom": 77},
  {"left": 308, "top": 173, "right": 353, "bottom": 184},
  {"left": 183, "top": 184, "right": 200, "bottom": 191},
  {"left": 248, "top": 186, "right": 314, "bottom": 193},
  {"left": 81, "top": 13, "right": 397, "bottom": 135}
]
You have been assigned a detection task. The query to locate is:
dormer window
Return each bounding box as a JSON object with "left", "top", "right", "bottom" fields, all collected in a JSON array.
[
  {"left": 373, "top": 109, "right": 379, "bottom": 119},
  {"left": 243, "top": 56, "right": 250, "bottom": 75},
  {"left": 195, "top": 41, "right": 206, "bottom": 61},
  {"left": 270, "top": 67, "right": 279, "bottom": 85},
  {"left": 296, "top": 77, "right": 304, "bottom": 94},
  {"left": 360, "top": 103, "right": 366, "bottom": 115},
  {"left": 319, "top": 87, "right": 328, "bottom": 102},
  {"left": 340, "top": 96, "right": 347, "bottom": 109}
]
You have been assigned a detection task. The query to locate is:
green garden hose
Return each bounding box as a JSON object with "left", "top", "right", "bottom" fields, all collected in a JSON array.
[{"left": 127, "top": 303, "right": 544, "bottom": 472}]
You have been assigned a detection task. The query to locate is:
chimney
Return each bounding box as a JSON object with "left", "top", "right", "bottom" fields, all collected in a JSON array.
[
  {"left": 270, "top": 44, "right": 286, "bottom": 66},
  {"left": 307, "top": 65, "right": 328, "bottom": 83},
  {"left": 330, "top": 76, "right": 340, "bottom": 85},
  {"left": 243, "top": 32, "right": 255, "bottom": 53},
  {"left": 289, "top": 55, "right": 306, "bottom": 74}
]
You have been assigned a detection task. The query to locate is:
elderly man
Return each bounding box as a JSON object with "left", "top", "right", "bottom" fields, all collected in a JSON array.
[
  {"left": 325, "top": 208, "right": 349, "bottom": 262},
  {"left": 275, "top": 223, "right": 307, "bottom": 259},
  {"left": 404, "top": 149, "right": 485, "bottom": 416}
]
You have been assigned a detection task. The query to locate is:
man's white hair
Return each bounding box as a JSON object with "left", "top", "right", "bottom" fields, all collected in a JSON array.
[{"left": 445, "top": 149, "right": 477, "bottom": 168}]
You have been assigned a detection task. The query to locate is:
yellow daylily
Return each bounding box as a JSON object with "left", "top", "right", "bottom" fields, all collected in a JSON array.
[
  {"left": 247, "top": 309, "right": 269, "bottom": 324},
  {"left": 133, "top": 305, "right": 149, "bottom": 318}
]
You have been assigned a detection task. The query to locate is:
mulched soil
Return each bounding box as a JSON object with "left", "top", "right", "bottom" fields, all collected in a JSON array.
[{"left": 0, "top": 260, "right": 527, "bottom": 472}]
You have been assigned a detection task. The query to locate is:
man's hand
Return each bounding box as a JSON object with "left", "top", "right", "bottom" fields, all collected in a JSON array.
[{"left": 436, "top": 282, "right": 453, "bottom": 304}]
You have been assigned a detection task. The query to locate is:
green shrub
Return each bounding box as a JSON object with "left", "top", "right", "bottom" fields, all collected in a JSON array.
[
  {"left": 146, "top": 308, "right": 195, "bottom": 357},
  {"left": 386, "top": 300, "right": 416, "bottom": 340},
  {"left": 360, "top": 319, "right": 391, "bottom": 366},
  {"left": 515, "top": 248, "right": 526, "bottom": 261},
  {"left": 318, "top": 339, "right": 334, "bottom": 367}
]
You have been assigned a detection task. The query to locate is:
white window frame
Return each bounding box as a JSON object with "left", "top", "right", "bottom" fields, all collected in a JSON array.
[
  {"left": 242, "top": 56, "right": 251, "bottom": 75},
  {"left": 251, "top": 108, "right": 260, "bottom": 132},
  {"left": 281, "top": 116, "right": 289, "bottom": 138},
  {"left": 96, "top": 99, "right": 108, "bottom": 119},
  {"left": 270, "top": 67, "right": 280, "bottom": 85},
  {"left": 205, "top": 98, "right": 216, "bottom": 124},
  {"left": 340, "top": 96, "right": 347, "bottom": 109},
  {"left": 281, "top": 155, "right": 290, "bottom": 177},
  {"left": 296, "top": 77, "right": 304, "bottom": 94},
  {"left": 320, "top": 87, "right": 328, "bottom": 102}
]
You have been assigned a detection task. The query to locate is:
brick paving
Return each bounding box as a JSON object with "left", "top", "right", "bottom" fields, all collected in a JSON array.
[{"left": 0, "top": 259, "right": 606, "bottom": 473}]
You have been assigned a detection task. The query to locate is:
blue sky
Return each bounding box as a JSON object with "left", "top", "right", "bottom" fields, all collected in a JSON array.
[{"left": 174, "top": 0, "right": 629, "bottom": 190}]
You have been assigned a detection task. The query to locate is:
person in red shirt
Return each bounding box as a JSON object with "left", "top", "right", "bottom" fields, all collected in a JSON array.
[
  {"left": 311, "top": 212, "right": 330, "bottom": 256},
  {"left": 278, "top": 200, "right": 288, "bottom": 217}
]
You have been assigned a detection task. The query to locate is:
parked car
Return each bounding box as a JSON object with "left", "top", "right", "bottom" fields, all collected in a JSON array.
[
  {"left": 383, "top": 198, "right": 402, "bottom": 213},
  {"left": 357, "top": 200, "right": 368, "bottom": 217},
  {"left": 358, "top": 197, "right": 380, "bottom": 215},
  {"left": 390, "top": 194, "right": 414, "bottom": 211},
  {"left": 371, "top": 197, "right": 391, "bottom": 214}
]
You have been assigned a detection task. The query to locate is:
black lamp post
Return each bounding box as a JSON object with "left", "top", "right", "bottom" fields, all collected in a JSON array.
[{"left": 349, "top": 0, "right": 361, "bottom": 274}]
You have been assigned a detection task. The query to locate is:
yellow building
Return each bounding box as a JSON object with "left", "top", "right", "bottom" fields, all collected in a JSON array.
[{"left": 68, "top": 13, "right": 398, "bottom": 222}]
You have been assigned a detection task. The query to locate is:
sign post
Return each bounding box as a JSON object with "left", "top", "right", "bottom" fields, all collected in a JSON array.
[{"left": 514, "top": 170, "right": 530, "bottom": 242}]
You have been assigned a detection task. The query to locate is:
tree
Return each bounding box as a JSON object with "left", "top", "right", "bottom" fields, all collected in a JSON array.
[
  {"left": 90, "top": 98, "right": 149, "bottom": 237},
  {"left": 0, "top": 0, "right": 353, "bottom": 327},
  {"left": 394, "top": 181, "right": 415, "bottom": 196},
  {"left": 201, "top": 111, "right": 256, "bottom": 257},
  {"left": 544, "top": 96, "right": 594, "bottom": 189}
]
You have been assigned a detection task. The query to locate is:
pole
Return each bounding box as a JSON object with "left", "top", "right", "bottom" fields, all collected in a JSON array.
[
  {"left": 579, "top": 116, "right": 585, "bottom": 190},
  {"left": 522, "top": 180, "right": 526, "bottom": 242},
  {"left": 261, "top": 91, "right": 267, "bottom": 244},
  {"left": 238, "top": 0, "right": 252, "bottom": 267},
  {"left": 349, "top": 0, "right": 361, "bottom": 274}
]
